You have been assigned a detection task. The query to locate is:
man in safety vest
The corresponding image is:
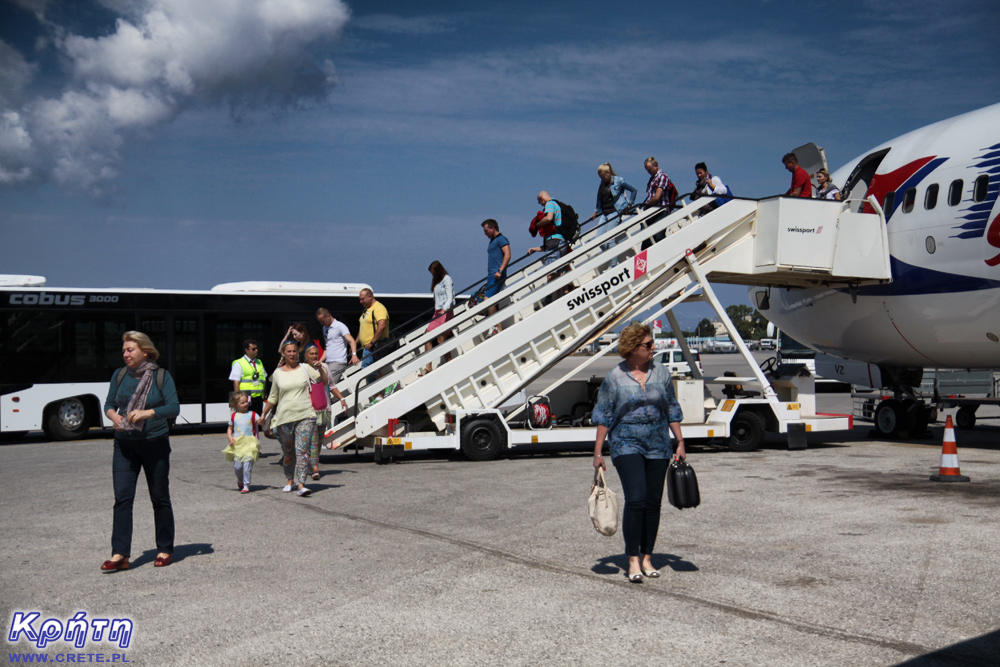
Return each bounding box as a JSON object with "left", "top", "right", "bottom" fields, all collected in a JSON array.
[{"left": 229, "top": 339, "right": 268, "bottom": 414}]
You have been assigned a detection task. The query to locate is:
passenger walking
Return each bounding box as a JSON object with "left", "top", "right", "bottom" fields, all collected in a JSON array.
[
  {"left": 691, "top": 162, "right": 732, "bottom": 213},
  {"left": 586, "top": 163, "right": 637, "bottom": 265},
  {"left": 358, "top": 288, "right": 390, "bottom": 370},
  {"left": 224, "top": 391, "right": 261, "bottom": 493},
  {"left": 591, "top": 322, "right": 685, "bottom": 584},
  {"left": 302, "top": 343, "right": 346, "bottom": 479},
  {"left": 642, "top": 158, "right": 676, "bottom": 210},
  {"left": 419, "top": 260, "right": 456, "bottom": 376},
  {"left": 782, "top": 153, "right": 813, "bottom": 198},
  {"left": 536, "top": 191, "right": 568, "bottom": 266},
  {"left": 586, "top": 163, "right": 637, "bottom": 227},
  {"left": 316, "top": 307, "right": 359, "bottom": 385},
  {"left": 229, "top": 339, "right": 268, "bottom": 415},
  {"left": 481, "top": 219, "right": 510, "bottom": 335},
  {"left": 259, "top": 340, "right": 320, "bottom": 497},
  {"left": 277, "top": 323, "right": 314, "bottom": 366},
  {"left": 814, "top": 168, "right": 841, "bottom": 200},
  {"left": 101, "top": 331, "right": 180, "bottom": 572}
]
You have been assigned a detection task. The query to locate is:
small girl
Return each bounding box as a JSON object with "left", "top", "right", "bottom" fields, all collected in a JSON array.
[{"left": 225, "top": 391, "right": 262, "bottom": 493}]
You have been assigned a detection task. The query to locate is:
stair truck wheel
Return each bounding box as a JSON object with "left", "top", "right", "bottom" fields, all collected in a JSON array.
[
  {"left": 460, "top": 418, "right": 505, "bottom": 461},
  {"left": 44, "top": 397, "right": 90, "bottom": 441},
  {"left": 727, "top": 410, "right": 765, "bottom": 452}
]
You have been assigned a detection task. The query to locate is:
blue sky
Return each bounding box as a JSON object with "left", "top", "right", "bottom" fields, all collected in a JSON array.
[{"left": 1, "top": 0, "right": 998, "bottom": 328}]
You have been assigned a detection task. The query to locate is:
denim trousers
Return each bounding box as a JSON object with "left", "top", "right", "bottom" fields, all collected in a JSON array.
[
  {"left": 112, "top": 435, "right": 175, "bottom": 557},
  {"left": 612, "top": 454, "right": 669, "bottom": 557}
]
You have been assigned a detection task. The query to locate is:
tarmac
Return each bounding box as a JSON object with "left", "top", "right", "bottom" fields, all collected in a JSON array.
[{"left": 2, "top": 354, "right": 999, "bottom": 666}]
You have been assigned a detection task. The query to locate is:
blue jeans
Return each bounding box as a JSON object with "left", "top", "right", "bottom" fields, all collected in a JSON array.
[
  {"left": 542, "top": 237, "right": 568, "bottom": 266},
  {"left": 361, "top": 347, "right": 374, "bottom": 368},
  {"left": 612, "top": 454, "right": 669, "bottom": 557},
  {"left": 112, "top": 435, "right": 174, "bottom": 557}
]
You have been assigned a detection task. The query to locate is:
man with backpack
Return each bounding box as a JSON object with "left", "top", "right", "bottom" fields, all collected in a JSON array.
[{"left": 534, "top": 191, "right": 573, "bottom": 265}]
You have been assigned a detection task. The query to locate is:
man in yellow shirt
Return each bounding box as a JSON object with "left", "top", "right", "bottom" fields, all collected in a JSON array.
[{"left": 358, "top": 288, "right": 389, "bottom": 369}]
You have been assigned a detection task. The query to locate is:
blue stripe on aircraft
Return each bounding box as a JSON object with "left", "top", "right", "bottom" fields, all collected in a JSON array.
[{"left": 850, "top": 256, "right": 1000, "bottom": 297}]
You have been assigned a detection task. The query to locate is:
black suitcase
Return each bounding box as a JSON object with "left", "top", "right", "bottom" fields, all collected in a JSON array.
[{"left": 666, "top": 460, "right": 700, "bottom": 509}]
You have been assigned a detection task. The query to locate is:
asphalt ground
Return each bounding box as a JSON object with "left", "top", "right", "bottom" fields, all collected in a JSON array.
[{"left": 2, "top": 353, "right": 999, "bottom": 666}]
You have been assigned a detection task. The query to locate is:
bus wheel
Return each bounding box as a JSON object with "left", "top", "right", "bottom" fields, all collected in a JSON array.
[
  {"left": 955, "top": 406, "right": 976, "bottom": 430},
  {"left": 460, "top": 419, "right": 505, "bottom": 461},
  {"left": 45, "top": 397, "right": 89, "bottom": 441},
  {"left": 727, "top": 411, "right": 764, "bottom": 452}
]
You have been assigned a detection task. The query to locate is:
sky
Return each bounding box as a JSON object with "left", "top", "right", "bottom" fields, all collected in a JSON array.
[{"left": 1, "top": 0, "right": 998, "bottom": 329}]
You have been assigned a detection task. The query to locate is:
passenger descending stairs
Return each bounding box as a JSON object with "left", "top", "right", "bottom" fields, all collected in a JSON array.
[{"left": 326, "top": 195, "right": 891, "bottom": 450}]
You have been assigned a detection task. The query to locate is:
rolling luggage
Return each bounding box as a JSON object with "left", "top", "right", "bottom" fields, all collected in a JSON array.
[{"left": 666, "top": 459, "right": 700, "bottom": 510}]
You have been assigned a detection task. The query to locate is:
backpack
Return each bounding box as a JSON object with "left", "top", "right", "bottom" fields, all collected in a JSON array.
[
  {"left": 665, "top": 180, "right": 678, "bottom": 210},
  {"left": 553, "top": 200, "right": 580, "bottom": 243}
]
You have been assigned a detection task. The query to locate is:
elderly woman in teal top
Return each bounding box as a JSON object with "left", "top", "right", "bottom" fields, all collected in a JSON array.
[
  {"left": 592, "top": 322, "right": 685, "bottom": 584},
  {"left": 101, "top": 331, "right": 180, "bottom": 572}
]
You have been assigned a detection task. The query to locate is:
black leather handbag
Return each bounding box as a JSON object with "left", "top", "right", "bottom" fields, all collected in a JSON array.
[{"left": 666, "top": 459, "right": 700, "bottom": 510}]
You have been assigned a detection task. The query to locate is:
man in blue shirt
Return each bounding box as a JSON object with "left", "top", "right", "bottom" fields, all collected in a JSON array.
[{"left": 481, "top": 218, "right": 510, "bottom": 335}]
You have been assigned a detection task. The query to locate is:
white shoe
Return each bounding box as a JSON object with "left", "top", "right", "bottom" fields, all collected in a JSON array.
[
  {"left": 282, "top": 484, "right": 292, "bottom": 492},
  {"left": 296, "top": 487, "right": 311, "bottom": 497}
]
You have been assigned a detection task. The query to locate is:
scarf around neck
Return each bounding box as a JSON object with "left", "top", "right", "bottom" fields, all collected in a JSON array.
[{"left": 121, "top": 359, "right": 159, "bottom": 432}]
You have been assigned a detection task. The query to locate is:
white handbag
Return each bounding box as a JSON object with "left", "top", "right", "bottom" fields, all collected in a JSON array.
[{"left": 588, "top": 468, "right": 619, "bottom": 536}]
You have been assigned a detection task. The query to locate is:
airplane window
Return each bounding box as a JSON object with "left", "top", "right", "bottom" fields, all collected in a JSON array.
[
  {"left": 883, "top": 191, "right": 895, "bottom": 214},
  {"left": 948, "top": 179, "right": 963, "bottom": 206},
  {"left": 902, "top": 187, "right": 916, "bottom": 213},
  {"left": 924, "top": 184, "right": 939, "bottom": 209},
  {"left": 974, "top": 175, "right": 990, "bottom": 203}
]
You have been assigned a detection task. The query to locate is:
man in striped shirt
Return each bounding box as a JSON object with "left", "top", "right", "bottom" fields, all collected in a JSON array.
[{"left": 643, "top": 157, "right": 673, "bottom": 208}]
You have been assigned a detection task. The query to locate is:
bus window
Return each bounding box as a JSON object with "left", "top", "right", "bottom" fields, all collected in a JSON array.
[
  {"left": 974, "top": 175, "right": 990, "bottom": 203},
  {"left": 924, "top": 183, "right": 938, "bottom": 210},
  {"left": 948, "top": 179, "right": 963, "bottom": 206},
  {"left": 901, "top": 187, "right": 916, "bottom": 213}
]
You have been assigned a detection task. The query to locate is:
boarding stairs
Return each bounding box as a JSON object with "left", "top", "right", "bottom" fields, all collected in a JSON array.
[{"left": 326, "top": 194, "right": 892, "bottom": 450}]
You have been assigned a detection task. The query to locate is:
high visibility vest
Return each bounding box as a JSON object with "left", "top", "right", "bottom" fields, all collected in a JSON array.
[{"left": 236, "top": 357, "right": 266, "bottom": 396}]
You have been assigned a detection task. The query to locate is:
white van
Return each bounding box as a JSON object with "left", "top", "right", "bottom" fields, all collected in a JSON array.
[{"left": 655, "top": 348, "right": 703, "bottom": 377}]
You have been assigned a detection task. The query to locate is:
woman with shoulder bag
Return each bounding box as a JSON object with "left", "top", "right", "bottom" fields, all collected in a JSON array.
[
  {"left": 101, "top": 331, "right": 180, "bottom": 572},
  {"left": 259, "top": 339, "right": 321, "bottom": 497},
  {"left": 419, "top": 260, "right": 456, "bottom": 376},
  {"left": 592, "top": 322, "right": 685, "bottom": 584}
]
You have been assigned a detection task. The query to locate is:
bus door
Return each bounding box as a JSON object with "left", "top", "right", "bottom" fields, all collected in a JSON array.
[{"left": 139, "top": 315, "right": 205, "bottom": 425}]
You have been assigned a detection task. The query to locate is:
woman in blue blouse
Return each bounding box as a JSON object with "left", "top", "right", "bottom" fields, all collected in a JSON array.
[
  {"left": 592, "top": 322, "right": 685, "bottom": 583},
  {"left": 101, "top": 331, "right": 180, "bottom": 572},
  {"left": 587, "top": 163, "right": 637, "bottom": 265}
]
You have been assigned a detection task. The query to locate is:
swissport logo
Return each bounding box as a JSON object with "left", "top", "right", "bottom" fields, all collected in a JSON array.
[
  {"left": 787, "top": 226, "right": 824, "bottom": 234},
  {"left": 634, "top": 250, "right": 648, "bottom": 278},
  {"left": 566, "top": 266, "right": 632, "bottom": 312}
]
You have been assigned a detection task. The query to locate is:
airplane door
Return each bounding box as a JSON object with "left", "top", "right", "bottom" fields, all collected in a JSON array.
[{"left": 841, "top": 148, "right": 890, "bottom": 212}]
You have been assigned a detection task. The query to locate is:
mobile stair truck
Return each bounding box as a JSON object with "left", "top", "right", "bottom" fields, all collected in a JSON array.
[{"left": 326, "top": 193, "right": 893, "bottom": 462}]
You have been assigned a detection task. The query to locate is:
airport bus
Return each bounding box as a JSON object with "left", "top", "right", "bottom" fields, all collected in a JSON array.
[{"left": 0, "top": 277, "right": 439, "bottom": 440}]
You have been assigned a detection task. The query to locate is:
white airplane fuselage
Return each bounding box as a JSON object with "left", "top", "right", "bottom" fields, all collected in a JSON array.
[{"left": 752, "top": 103, "right": 1000, "bottom": 371}]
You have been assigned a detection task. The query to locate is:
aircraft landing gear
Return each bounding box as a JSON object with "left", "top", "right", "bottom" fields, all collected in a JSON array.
[{"left": 873, "top": 398, "right": 933, "bottom": 439}]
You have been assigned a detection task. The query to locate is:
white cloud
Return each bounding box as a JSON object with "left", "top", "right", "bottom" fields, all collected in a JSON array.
[{"left": 0, "top": 0, "right": 350, "bottom": 195}]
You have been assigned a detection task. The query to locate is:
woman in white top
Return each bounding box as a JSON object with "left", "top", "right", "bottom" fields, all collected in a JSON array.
[
  {"left": 814, "top": 168, "right": 841, "bottom": 200},
  {"left": 259, "top": 339, "right": 324, "bottom": 496},
  {"left": 419, "top": 260, "right": 456, "bottom": 376}
]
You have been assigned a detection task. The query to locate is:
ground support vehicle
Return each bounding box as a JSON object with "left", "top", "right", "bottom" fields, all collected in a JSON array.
[
  {"left": 852, "top": 369, "right": 998, "bottom": 434},
  {"left": 324, "top": 193, "right": 892, "bottom": 462}
]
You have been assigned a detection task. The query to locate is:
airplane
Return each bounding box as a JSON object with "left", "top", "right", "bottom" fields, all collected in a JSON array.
[{"left": 749, "top": 102, "right": 1000, "bottom": 438}]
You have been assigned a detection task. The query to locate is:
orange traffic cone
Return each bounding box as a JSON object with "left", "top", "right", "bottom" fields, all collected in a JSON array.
[{"left": 929, "top": 415, "right": 970, "bottom": 482}]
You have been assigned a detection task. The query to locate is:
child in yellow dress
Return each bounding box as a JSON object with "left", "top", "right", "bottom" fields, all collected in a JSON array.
[{"left": 224, "top": 391, "right": 262, "bottom": 493}]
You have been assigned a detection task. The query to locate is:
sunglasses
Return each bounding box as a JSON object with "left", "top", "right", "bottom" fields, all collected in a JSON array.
[{"left": 638, "top": 341, "right": 654, "bottom": 350}]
